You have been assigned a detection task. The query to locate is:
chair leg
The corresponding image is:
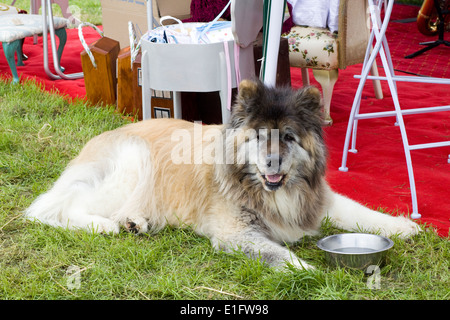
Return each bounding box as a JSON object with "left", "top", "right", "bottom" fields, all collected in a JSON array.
[
  {"left": 312, "top": 69, "right": 338, "bottom": 125},
  {"left": 173, "top": 91, "right": 182, "bottom": 119},
  {"left": 370, "top": 60, "right": 383, "bottom": 99},
  {"left": 55, "top": 27, "right": 67, "bottom": 72},
  {"left": 31, "top": 0, "right": 39, "bottom": 45},
  {"left": 16, "top": 39, "right": 25, "bottom": 66},
  {"left": 301, "top": 68, "right": 310, "bottom": 86},
  {"left": 2, "top": 40, "right": 22, "bottom": 84}
]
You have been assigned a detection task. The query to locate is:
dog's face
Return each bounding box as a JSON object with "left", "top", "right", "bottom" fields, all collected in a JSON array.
[{"left": 225, "top": 79, "right": 326, "bottom": 193}]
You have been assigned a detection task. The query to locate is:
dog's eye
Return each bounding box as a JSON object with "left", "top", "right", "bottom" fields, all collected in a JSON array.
[{"left": 283, "top": 133, "right": 296, "bottom": 142}]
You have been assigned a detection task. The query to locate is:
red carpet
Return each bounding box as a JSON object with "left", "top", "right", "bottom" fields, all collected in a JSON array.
[{"left": 1, "top": 4, "right": 449, "bottom": 237}]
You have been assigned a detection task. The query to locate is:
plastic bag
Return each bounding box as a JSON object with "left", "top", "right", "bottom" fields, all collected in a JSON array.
[
  {"left": 143, "top": 17, "right": 234, "bottom": 44},
  {"left": 143, "top": 0, "right": 233, "bottom": 44}
]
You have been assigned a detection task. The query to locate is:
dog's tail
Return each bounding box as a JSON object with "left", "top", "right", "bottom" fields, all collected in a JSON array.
[
  {"left": 24, "top": 187, "right": 67, "bottom": 228},
  {"left": 23, "top": 162, "right": 104, "bottom": 228},
  {"left": 24, "top": 135, "right": 154, "bottom": 231}
]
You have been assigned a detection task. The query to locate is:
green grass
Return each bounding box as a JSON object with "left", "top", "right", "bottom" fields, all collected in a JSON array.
[{"left": 1, "top": 79, "right": 449, "bottom": 300}]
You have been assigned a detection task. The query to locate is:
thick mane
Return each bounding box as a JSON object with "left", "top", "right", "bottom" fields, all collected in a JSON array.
[{"left": 214, "top": 81, "right": 328, "bottom": 237}]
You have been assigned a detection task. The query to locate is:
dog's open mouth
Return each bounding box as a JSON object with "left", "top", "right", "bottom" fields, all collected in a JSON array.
[{"left": 262, "top": 174, "right": 286, "bottom": 190}]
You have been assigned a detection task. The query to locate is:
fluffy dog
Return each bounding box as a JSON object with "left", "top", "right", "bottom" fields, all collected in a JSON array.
[{"left": 25, "top": 80, "right": 420, "bottom": 270}]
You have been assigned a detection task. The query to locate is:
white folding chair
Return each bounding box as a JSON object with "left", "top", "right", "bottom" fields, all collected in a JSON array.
[{"left": 338, "top": 0, "right": 450, "bottom": 220}]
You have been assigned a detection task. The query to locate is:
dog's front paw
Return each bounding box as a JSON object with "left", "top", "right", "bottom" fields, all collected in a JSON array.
[{"left": 383, "top": 216, "right": 421, "bottom": 239}]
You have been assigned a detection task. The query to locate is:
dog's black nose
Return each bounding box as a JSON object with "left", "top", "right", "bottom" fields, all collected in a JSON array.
[{"left": 266, "top": 154, "right": 282, "bottom": 169}]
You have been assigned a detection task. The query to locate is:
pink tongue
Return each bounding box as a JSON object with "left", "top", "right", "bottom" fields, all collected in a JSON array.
[{"left": 266, "top": 174, "right": 282, "bottom": 183}]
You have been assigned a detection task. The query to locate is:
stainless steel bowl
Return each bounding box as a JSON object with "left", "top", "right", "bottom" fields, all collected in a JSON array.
[{"left": 317, "top": 233, "right": 394, "bottom": 270}]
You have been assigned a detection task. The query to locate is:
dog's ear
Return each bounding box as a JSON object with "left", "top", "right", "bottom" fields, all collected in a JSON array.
[
  {"left": 294, "top": 86, "right": 322, "bottom": 114},
  {"left": 230, "top": 79, "right": 262, "bottom": 127},
  {"left": 235, "top": 79, "right": 261, "bottom": 111},
  {"left": 238, "top": 79, "right": 259, "bottom": 101}
]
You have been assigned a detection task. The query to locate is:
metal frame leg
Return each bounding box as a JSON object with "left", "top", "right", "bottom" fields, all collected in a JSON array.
[{"left": 42, "top": 0, "right": 83, "bottom": 80}]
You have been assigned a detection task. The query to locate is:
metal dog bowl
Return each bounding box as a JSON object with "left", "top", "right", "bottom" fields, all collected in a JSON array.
[{"left": 317, "top": 233, "right": 394, "bottom": 270}]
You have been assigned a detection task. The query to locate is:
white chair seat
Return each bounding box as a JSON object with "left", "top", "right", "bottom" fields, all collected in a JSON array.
[{"left": 0, "top": 14, "right": 67, "bottom": 43}]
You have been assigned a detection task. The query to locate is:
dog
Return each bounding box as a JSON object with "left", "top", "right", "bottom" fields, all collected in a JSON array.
[{"left": 25, "top": 79, "right": 420, "bottom": 270}]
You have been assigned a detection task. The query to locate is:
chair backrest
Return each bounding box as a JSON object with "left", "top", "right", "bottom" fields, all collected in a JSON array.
[
  {"left": 337, "top": 0, "right": 370, "bottom": 69},
  {"left": 141, "top": 39, "right": 238, "bottom": 92}
]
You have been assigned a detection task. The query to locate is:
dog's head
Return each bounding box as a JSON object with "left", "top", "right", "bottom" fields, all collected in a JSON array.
[{"left": 223, "top": 79, "right": 326, "bottom": 193}]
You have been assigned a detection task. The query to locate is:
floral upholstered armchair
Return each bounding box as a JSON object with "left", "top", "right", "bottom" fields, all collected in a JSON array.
[
  {"left": 286, "top": 27, "right": 338, "bottom": 70},
  {"left": 282, "top": 0, "right": 382, "bottom": 125}
]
